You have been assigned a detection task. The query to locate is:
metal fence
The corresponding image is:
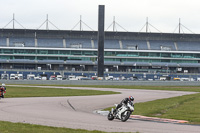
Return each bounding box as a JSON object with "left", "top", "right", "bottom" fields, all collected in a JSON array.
[{"left": 1, "top": 80, "right": 200, "bottom": 86}]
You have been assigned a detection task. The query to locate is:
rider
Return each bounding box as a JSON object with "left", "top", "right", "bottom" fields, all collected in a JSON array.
[
  {"left": 114, "top": 96, "right": 134, "bottom": 118},
  {"left": 1, "top": 83, "right": 6, "bottom": 90},
  {"left": 0, "top": 83, "right": 6, "bottom": 98}
]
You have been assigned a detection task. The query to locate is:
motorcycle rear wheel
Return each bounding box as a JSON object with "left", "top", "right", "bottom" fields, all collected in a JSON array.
[{"left": 107, "top": 112, "right": 114, "bottom": 121}]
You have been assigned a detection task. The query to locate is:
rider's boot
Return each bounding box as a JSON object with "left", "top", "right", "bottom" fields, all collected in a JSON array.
[{"left": 113, "top": 109, "right": 117, "bottom": 114}]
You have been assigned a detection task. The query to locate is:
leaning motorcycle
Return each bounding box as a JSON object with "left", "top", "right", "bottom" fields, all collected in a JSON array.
[{"left": 107, "top": 101, "right": 134, "bottom": 122}]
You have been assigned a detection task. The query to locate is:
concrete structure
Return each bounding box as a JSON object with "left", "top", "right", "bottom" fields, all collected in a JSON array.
[
  {"left": 1, "top": 28, "right": 200, "bottom": 75},
  {"left": 97, "top": 5, "right": 105, "bottom": 78}
]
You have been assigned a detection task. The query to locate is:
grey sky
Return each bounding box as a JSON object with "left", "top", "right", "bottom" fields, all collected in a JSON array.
[{"left": 0, "top": 0, "right": 200, "bottom": 33}]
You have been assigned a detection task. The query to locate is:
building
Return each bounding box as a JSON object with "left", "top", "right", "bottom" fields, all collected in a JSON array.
[{"left": 1, "top": 28, "right": 200, "bottom": 75}]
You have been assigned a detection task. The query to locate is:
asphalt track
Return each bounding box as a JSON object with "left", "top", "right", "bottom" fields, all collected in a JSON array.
[{"left": 0, "top": 85, "right": 200, "bottom": 133}]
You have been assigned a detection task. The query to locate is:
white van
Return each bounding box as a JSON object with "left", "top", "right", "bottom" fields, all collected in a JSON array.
[
  {"left": 68, "top": 75, "right": 77, "bottom": 80},
  {"left": 56, "top": 75, "right": 63, "bottom": 80},
  {"left": 10, "top": 74, "right": 17, "bottom": 80},
  {"left": 105, "top": 76, "right": 114, "bottom": 80}
]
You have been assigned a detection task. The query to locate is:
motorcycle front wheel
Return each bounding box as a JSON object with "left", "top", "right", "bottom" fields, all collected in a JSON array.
[
  {"left": 107, "top": 112, "right": 114, "bottom": 121},
  {"left": 121, "top": 111, "right": 131, "bottom": 122}
]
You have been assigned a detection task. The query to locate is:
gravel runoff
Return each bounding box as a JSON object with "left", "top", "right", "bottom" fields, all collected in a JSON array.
[{"left": 0, "top": 85, "right": 200, "bottom": 133}]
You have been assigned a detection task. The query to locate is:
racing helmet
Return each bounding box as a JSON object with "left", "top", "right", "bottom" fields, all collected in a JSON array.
[{"left": 129, "top": 96, "right": 134, "bottom": 101}]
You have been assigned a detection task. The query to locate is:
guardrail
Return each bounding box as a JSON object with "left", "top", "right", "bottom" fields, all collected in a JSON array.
[{"left": 1, "top": 80, "right": 200, "bottom": 86}]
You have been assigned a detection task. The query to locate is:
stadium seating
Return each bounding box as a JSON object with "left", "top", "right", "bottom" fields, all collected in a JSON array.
[
  {"left": 104, "top": 39, "right": 120, "bottom": 49},
  {"left": 121, "top": 40, "right": 148, "bottom": 50},
  {"left": 176, "top": 41, "right": 200, "bottom": 51},
  {"left": 0, "top": 37, "right": 6, "bottom": 46},
  {"left": 37, "top": 38, "right": 63, "bottom": 48},
  {"left": 149, "top": 40, "right": 175, "bottom": 50},
  {"left": 9, "top": 37, "right": 35, "bottom": 47},
  {"left": 3, "top": 36, "right": 200, "bottom": 52},
  {"left": 66, "top": 38, "right": 92, "bottom": 49},
  {"left": 92, "top": 39, "right": 122, "bottom": 49}
]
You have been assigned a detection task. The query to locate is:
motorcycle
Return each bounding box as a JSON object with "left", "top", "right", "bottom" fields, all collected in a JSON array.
[
  {"left": 0, "top": 83, "right": 6, "bottom": 99},
  {"left": 107, "top": 101, "right": 134, "bottom": 122}
]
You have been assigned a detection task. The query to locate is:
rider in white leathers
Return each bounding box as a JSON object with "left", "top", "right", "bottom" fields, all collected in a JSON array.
[{"left": 114, "top": 96, "right": 134, "bottom": 119}]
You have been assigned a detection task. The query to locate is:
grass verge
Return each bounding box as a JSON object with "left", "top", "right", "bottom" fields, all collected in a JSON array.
[
  {"left": 5, "top": 86, "right": 119, "bottom": 98},
  {"left": 14, "top": 84, "right": 200, "bottom": 92},
  {"left": 0, "top": 121, "right": 118, "bottom": 133},
  {"left": 133, "top": 93, "right": 200, "bottom": 124}
]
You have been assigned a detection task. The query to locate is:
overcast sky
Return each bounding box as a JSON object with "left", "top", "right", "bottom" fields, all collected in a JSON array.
[{"left": 1, "top": 0, "right": 200, "bottom": 33}]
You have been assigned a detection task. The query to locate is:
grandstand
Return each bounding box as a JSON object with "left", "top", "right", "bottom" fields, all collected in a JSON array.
[{"left": 0, "top": 28, "right": 200, "bottom": 75}]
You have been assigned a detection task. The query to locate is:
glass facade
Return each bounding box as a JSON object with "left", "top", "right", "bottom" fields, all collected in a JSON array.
[{"left": 0, "top": 48, "right": 199, "bottom": 64}]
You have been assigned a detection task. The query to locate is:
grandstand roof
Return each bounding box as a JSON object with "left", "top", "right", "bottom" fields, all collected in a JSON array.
[
  {"left": 1, "top": 28, "right": 200, "bottom": 41},
  {"left": 1, "top": 29, "right": 200, "bottom": 51}
]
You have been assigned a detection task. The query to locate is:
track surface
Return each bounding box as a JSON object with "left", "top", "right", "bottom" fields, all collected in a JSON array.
[{"left": 0, "top": 86, "right": 200, "bottom": 133}]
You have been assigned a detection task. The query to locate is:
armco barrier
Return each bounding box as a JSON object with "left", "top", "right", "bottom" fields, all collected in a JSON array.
[{"left": 1, "top": 80, "right": 200, "bottom": 86}]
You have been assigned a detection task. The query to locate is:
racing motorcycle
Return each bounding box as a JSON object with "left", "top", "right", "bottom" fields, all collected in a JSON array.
[
  {"left": 0, "top": 83, "right": 6, "bottom": 99},
  {"left": 107, "top": 101, "right": 134, "bottom": 122}
]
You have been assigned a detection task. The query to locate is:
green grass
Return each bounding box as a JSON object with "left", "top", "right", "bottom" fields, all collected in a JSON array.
[
  {"left": 133, "top": 93, "right": 200, "bottom": 124},
  {"left": 16, "top": 84, "right": 200, "bottom": 92},
  {"left": 5, "top": 86, "right": 119, "bottom": 98},
  {"left": 0, "top": 121, "right": 117, "bottom": 133}
]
